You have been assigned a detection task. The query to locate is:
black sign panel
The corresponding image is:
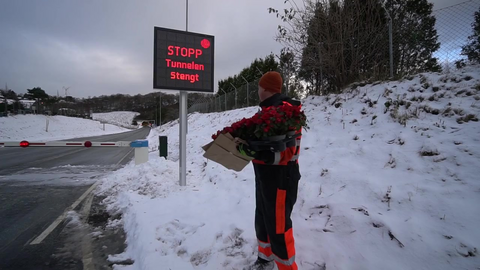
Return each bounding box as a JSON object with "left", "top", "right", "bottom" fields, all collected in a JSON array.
[{"left": 154, "top": 27, "right": 215, "bottom": 92}]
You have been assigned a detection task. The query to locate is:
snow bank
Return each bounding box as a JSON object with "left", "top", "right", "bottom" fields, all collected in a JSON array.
[
  {"left": 97, "top": 65, "right": 480, "bottom": 270},
  {"left": 0, "top": 115, "right": 129, "bottom": 141},
  {"left": 91, "top": 111, "right": 140, "bottom": 129}
]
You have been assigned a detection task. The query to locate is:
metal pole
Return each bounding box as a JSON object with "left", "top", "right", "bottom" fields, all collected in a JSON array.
[
  {"left": 179, "top": 0, "right": 188, "bottom": 187},
  {"left": 241, "top": 76, "right": 249, "bottom": 107},
  {"left": 389, "top": 19, "right": 393, "bottom": 78},
  {"left": 256, "top": 67, "right": 263, "bottom": 76},
  {"left": 159, "top": 93, "right": 162, "bottom": 126},
  {"left": 383, "top": 5, "right": 394, "bottom": 79},
  {"left": 230, "top": 83, "right": 237, "bottom": 109},
  {"left": 317, "top": 42, "right": 323, "bottom": 94},
  {"left": 3, "top": 84, "right": 7, "bottom": 115},
  {"left": 219, "top": 88, "right": 227, "bottom": 110}
]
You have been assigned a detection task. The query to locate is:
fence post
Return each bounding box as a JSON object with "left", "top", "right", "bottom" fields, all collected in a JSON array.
[
  {"left": 316, "top": 42, "right": 324, "bottom": 93},
  {"left": 389, "top": 19, "right": 393, "bottom": 79},
  {"left": 256, "top": 67, "right": 263, "bottom": 76},
  {"left": 220, "top": 88, "right": 227, "bottom": 111},
  {"left": 230, "top": 83, "right": 237, "bottom": 109},
  {"left": 241, "top": 76, "right": 249, "bottom": 107},
  {"left": 382, "top": 5, "right": 394, "bottom": 79}
]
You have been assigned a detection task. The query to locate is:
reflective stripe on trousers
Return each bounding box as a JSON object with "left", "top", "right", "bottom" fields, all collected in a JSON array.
[
  {"left": 257, "top": 229, "right": 298, "bottom": 269},
  {"left": 258, "top": 229, "right": 298, "bottom": 270}
]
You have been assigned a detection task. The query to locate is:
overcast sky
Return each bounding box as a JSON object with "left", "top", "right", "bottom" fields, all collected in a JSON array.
[{"left": 0, "top": 0, "right": 472, "bottom": 98}]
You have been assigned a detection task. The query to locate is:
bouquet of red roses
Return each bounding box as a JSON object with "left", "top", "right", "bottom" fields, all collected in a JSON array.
[{"left": 212, "top": 103, "right": 308, "bottom": 141}]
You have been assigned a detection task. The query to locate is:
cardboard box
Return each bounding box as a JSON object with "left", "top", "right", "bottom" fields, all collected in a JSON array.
[{"left": 202, "top": 133, "right": 254, "bottom": 172}]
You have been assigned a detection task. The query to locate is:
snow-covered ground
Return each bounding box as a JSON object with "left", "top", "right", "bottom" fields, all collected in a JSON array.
[
  {"left": 96, "top": 65, "right": 480, "bottom": 270},
  {"left": 91, "top": 111, "right": 140, "bottom": 129},
  {"left": 0, "top": 115, "right": 130, "bottom": 141}
]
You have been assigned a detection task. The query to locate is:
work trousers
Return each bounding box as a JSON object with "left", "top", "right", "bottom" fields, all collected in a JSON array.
[{"left": 253, "top": 163, "right": 300, "bottom": 270}]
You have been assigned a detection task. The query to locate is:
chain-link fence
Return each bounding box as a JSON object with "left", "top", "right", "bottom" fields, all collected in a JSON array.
[
  {"left": 188, "top": 78, "right": 262, "bottom": 114},
  {"left": 188, "top": 0, "right": 480, "bottom": 114},
  {"left": 432, "top": 0, "right": 480, "bottom": 71}
]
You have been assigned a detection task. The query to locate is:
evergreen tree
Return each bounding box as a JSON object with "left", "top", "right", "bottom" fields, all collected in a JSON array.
[
  {"left": 217, "top": 53, "right": 280, "bottom": 108},
  {"left": 26, "top": 87, "right": 49, "bottom": 100},
  {"left": 217, "top": 53, "right": 280, "bottom": 93},
  {"left": 387, "top": 0, "right": 441, "bottom": 75},
  {"left": 461, "top": 7, "right": 480, "bottom": 63}
]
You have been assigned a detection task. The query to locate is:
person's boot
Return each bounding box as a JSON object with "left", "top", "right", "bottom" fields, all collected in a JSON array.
[{"left": 243, "top": 257, "right": 275, "bottom": 270}]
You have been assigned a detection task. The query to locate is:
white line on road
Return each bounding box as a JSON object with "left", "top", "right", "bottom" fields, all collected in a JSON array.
[
  {"left": 29, "top": 181, "right": 100, "bottom": 245},
  {"left": 116, "top": 148, "right": 134, "bottom": 166},
  {"left": 81, "top": 193, "right": 95, "bottom": 270},
  {"left": 80, "top": 193, "right": 95, "bottom": 220}
]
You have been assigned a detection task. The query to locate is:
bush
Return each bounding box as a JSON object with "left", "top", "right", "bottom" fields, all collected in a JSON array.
[{"left": 457, "top": 114, "right": 479, "bottom": 124}]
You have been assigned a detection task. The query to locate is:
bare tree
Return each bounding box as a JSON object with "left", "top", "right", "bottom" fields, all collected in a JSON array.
[{"left": 270, "top": 0, "right": 389, "bottom": 94}]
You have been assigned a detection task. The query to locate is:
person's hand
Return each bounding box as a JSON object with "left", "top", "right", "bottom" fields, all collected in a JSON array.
[
  {"left": 233, "top": 137, "right": 248, "bottom": 146},
  {"left": 237, "top": 143, "right": 257, "bottom": 158}
]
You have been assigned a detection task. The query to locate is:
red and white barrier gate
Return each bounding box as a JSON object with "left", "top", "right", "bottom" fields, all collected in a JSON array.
[{"left": 0, "top": 140, "right": 149, "bottom": 165}]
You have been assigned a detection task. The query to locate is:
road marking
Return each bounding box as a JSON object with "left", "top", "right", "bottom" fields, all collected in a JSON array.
[
  {"left": 80, "top": 193, "right": 95, "bottom": 219},
  {"left": 29, "top": 181, "right": 99, "bottom": 245},
  {"left": 116, "top": 148, "right": 134, "bottom": 166},
  {"left": 82, "top": 234, "right": 94, "bottom": 270},
  {"left": 81, "top": 193, "right": 95, "bottom": 270}
]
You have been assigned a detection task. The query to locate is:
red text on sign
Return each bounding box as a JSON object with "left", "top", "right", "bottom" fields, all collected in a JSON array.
[
  {"left": 171, "top": 72, "right": 199, "bottom": 83},
  {"left": 168, "top": 46, "right": 203, "bottom": 58},
  {"left": 165, "top": 59, "right": 204, "bottom": 70}
]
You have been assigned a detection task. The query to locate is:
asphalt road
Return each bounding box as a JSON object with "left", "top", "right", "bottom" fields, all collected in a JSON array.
[{"left": 0, "top": 127, "right": 150, "bottom": 270}]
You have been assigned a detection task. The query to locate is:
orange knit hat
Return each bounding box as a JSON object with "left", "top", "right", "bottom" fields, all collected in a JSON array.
[{"left": 259, "top": 71, "right": 283, "bottom": 93}]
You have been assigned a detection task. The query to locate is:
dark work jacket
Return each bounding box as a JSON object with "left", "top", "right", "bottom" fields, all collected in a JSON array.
[{"left": 253, "top": 93, "right": 302, "bottom": 184}]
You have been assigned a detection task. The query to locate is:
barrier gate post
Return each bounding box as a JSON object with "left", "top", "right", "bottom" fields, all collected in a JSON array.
[{"left": 130, "top": 140, "right": 149, "bottom": 165}]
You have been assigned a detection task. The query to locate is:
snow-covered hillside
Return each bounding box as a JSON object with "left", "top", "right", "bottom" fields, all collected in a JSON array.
[
  {"left": 0, "top": 115, "right": 130, "bottom": 141},
  {"left": 97, "top": 65, "right": 480, "bottom": 270},
  {"left": 91, "top": 111, "right": 140, "bottom": 129}
]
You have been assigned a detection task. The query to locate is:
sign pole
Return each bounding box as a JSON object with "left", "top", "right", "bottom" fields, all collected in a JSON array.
[
  {"left": 159, "top": 93, "right": 162, "bottom": 126},
  {"left": 179, "top": 0, "right": 189, "bottom": 187},
  {"left": 153, "top": 3, "right": 214, "bottom": 187}
]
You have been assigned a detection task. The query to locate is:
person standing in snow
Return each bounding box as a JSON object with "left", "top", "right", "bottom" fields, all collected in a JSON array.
[{"left": 235, "top": 71, "right": 302, "bottom": 270}]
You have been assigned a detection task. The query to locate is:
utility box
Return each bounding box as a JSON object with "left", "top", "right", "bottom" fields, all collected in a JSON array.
[{"left": 159, "top": 136, "right": 168, "bottom": 159}]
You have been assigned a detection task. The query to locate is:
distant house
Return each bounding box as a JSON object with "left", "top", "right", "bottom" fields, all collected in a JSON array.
[
  {"left": 19, "top": 99, "right": 36, "bottom": 109},
  {"left": 0, "top": 98, "right": 17, "bottom": 105}
]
